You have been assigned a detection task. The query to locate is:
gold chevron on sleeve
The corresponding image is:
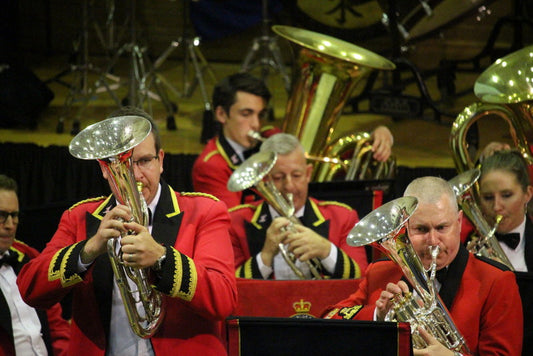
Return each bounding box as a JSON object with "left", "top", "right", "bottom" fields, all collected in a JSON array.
[
  {"left": 236, "top": 258, "right": 254, "bottom": 278},
  {"left": 340, "top": 249, "right": 361, "bottom": 279}
]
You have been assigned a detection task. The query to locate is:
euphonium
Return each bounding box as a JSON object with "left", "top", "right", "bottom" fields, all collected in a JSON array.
[
  {"left": 69, "top": 116, "right": 164, "bottom": 338},
  {"left": 450, "top": 44, "right": 533, "bottom": 172},
  {"left": 347, "top": 197, "right": 470, "bottom": 353},
  {"left": 448, "top": 169, "right": 514, "bottom": 270},
  {"left": 227, "top": 150, "right": 323, "bottom": 279},
  {"left": 272, "top": 25, "right": 397, "bottom": 182}
]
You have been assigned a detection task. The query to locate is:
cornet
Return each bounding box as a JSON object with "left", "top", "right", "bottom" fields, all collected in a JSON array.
[
  {"left": 347, "top": 197, "right": 470, "bottom": 353},
  {"left": 69, "top": 115, "right": 164, "bottom": 338},
  {"left": 228, "top": 150, "right": 323, "bottom": 279}
]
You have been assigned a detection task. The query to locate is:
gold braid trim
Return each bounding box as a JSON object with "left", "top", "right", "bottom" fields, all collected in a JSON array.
[
  {"left": 228, "top": 204, "right": 257, "bottom": 213},
  {"left": 236, "top": 258, "right": 254, "bottom": 278},
  {"left": 169, "top": 247, "right": 197, "bottom": 301},
  {"left": 181, "top": 192, "right": 219, "bottom": 201},
  {"left": 9, "top": 243, "right": 25, "bottom": 262},
  {"left": 69, "top": 196, "right": 106, "bottom": 210},
  {"left": 203, "top": 150, "right": 220, "bottom": 162},
  {"left": 48, "top": 242, "right": 84, "bottom": 287},
  {"left": 340, "top": 249, "right": 361, "bottom": 279}
]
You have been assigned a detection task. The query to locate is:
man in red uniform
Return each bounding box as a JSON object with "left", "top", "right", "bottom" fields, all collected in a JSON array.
[
  {"left": 229, "top": 133, "right": 368, "bottom": 279},
  {"left": 17, "top": 108, "right": 237, "bottom": 356},
  {"left": 192, "top": 72, "right": 276, "bottom": 208},
  {"left": 192, "top": 72, "right": 395, "bottom": 209},
  {"left": 322, "top": 176, "right": 523, "bottom": 355},
  {"left": 0, "top": 174, "right": 70, "bottom": 356}
]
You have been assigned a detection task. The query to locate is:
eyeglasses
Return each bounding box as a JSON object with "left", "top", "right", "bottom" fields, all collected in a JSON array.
[
  {"left": 0, "top": 211, "right": 19, "bottom": 225},
  {"left": 132, "top": 156, "right": 159, "bottom": 169}
]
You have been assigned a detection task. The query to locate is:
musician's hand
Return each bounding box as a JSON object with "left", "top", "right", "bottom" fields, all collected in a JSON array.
[
  {"left": 261, "top": 217, "right": 291, "bottom": 267},
  {"left": 413, "top": 327, "right": 456, "bottom": 356},
  {"left": 371, "top": 125, "right": 393, "bottom": 162},
  {"left": 285, "top": 224, "right": 331, "bottom": 261},
  {"left": 479, "top": 141, "right": 511, "bottom": 162},
  {"left": 121, "top": 221, "right": 166, "bottom": 269},
  {"left": 375, "top": 280, "right": 409, "bottom": 321},
  {"left": 81, "top": 205, "right": 131, "bottom": 264}
]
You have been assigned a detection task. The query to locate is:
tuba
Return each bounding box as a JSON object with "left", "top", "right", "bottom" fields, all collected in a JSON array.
[
  {"left": 347, "top": 197, "right": 470, "bottom": 353},
  {"left": 272, "top": 25, "right": 397, "bottom": 182},
  {"left": 450, "top": 44, "right": 533, "bottom": 172},
  {"left": 69, "top": 116, "right": 164, "bottom": 338},
  {"left": 448, "top": 169, "right": 514, "bottom": 270},
  {"left": 227, "top": 150, "right": 323, "bottom": 279}
]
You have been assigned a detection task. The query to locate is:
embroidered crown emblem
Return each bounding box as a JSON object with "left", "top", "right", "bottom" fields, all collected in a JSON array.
[{"left": 293, "top": 299, "right": 312, "bottom": 314}]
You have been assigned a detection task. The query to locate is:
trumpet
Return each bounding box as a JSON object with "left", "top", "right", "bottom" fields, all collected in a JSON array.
[
  {"left": 247, "top": 130, "right": 265, "bottom": 143},
  {"left": 347, "top": 197, "right": 470, "bottom": 353},
  {"left": 228, "top": 150, "right": 323, "bottom": 279},
  {"left": 69, "top": 115, "right": 164, "bottom": 338},
  {"left": 448, "top": 169, "right": 514, "bottom": 270}
]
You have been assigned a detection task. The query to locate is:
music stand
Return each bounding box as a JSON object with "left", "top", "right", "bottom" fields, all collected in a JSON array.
[
  {"left": 240, "top": 0, "right": 291, "bottom": 93},
  {"left": 151, "top": 0, "right": 216, "bottom": 138},
  {"left": 76, "top": 0, "right": 178, "bottom": 132},
  {"left": 438, "top": 0, "right": 533, "bottom": 99},
  {"left": 46, "top": 0, "right": 120, "bottom": 134},
  {"left": 347, "top": 0, "right": 458, "bottom": 124}
]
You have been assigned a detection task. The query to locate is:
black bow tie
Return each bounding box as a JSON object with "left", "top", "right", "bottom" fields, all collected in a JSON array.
[
  {"left": 0, "top": 251, "right": 18, "bottom": 267},
  {"left": 495, "top": 232, "right": 520, "bottom": 249},
  {"left": 243, "top": 146, "right": 260, "bottom": 159},
  {"left": 435, "top": 267, "right": 448, "bottom": 284}
]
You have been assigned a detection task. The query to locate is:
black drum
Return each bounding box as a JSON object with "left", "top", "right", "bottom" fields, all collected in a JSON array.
[
  {"left": 379, "top": 0, "right": 489, "bottom": 41},
  {"left": 289, "top": 0, "right": 387, "bottom": 42}
]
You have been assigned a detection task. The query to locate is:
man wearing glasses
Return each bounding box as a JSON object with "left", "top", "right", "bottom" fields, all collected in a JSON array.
[
  {"left": 17, "top": 108, "right": 237, "bottom": 356},
  {"left": 0, "top": 174, "right": 70, "bottom": 355}
]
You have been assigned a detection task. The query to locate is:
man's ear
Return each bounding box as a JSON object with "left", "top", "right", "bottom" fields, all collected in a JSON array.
[
  {"left": 305, "top": 163, "right": 313, "bottom": 183},
  {"left": 215, "top": 106, "right": 227, "bottom": 124},
  {"left": 99, "top": 162, "right": 109, "bottom": 180},
  {"left": 158, "top": 149, "right": 165, "bottom": 174}
]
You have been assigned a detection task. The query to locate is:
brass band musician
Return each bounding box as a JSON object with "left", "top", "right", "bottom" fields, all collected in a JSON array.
[
  {"left": 322, "top": 176, "right": 523, "bottom": 355},
  {"left": 17, "top": 108, "right": 237, "bottom": 356},
  {"left": 229, "top": 133, "right": 369, "bottom": 279}
]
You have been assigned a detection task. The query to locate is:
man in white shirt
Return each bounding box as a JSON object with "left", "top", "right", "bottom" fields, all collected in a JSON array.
[{"left": 0, "top": 174, "right": 70, "bottom": 355}]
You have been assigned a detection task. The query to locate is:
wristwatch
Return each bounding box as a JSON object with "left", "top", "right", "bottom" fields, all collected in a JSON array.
[{"left": 152, "top": 251, "right": 167, "bottom": 272}]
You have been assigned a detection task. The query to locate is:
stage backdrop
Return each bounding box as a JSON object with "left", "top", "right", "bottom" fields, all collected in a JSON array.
[{"left": 0, "top": 142, "right": 456, "bottom": 251}]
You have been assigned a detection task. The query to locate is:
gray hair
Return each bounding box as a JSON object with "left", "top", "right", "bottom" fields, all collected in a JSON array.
[
  {"left": 404, "top": 176, "right": 458, "bottom": 212},
  {"left": 0, "top": 174, "right": 17, "bottom": 193},
  {"left": 260, "top": 133, "right": 304, "bottom": 156}
]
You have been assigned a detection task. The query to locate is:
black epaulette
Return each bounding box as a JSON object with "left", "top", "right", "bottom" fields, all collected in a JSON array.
[
  {"left": 473, "top": 254, "right": 512, "bottom": 272},
  {"left": 370, "top": 256, "right": 392, "bottom": 264}
]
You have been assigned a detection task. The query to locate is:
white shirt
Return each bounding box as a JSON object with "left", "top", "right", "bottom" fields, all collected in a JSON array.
[
  {"left": 225, "top": 136, "right": 248, "bottom": 162},
  {"left": 499, "top": 217, "right": 527, "bottom": 272},
  {"left": 0, "top": 251, "right": 48, "bottom": 356},
  {"left": 256, "top": 204, "right": 337, "bottom": 279},
  {"left": 78, "top": 184, "right": 162, "bottom": 356}
]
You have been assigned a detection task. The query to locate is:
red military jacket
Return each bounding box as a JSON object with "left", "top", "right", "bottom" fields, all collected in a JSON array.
[
  {"left": 17, "top": 181, "right": 237, "bottom": 356},
  {"left": 321, "top": 246, "right": 523, "bottom": 356},
  {"left": 1, "top": 240, "right": 70, "bottom": 356},
  {"left": 229, "top": 197, "right": 368, "bottom": 279},
  {"left": 192, "top": 126, "right": 280, "bottom": 209}
]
